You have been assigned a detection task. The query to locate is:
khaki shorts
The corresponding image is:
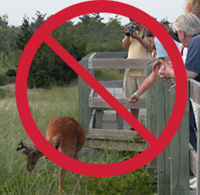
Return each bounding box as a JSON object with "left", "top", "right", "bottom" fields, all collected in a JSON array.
[{"left": 123, "top": 73, "right": 146, "bottom": 99}]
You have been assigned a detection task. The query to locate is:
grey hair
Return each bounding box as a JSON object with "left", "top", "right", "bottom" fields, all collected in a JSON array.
[{"left": 173, "top": 13, "right": 200, "bottom": 36}]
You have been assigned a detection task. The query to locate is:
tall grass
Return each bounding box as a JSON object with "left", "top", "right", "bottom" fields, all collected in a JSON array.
[
  {"left": 28, "top": 85, "right": 79, "bottom": 135},
  {"left": 0, "top": 82, "right": 154, "bottom": 195},
  {"left": 0, "top": 85, "right": 79, "bottom": 195}
]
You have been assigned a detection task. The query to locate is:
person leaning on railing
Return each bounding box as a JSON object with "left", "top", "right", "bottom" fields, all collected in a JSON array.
[
  {"left": 159, "top": 13, "right": 200, "bottom": 82},
  {"left": 129, "top": 13, "right": 200, "bottom": 186},
  {"left": 129, "top": 13, "right": 198, "bottom": 164},
  {"left": 158, "top": 13, "right": 200, "bottom": 189},
  {"left": 184, "top": 0, "right": 200, "bottom": 190}
]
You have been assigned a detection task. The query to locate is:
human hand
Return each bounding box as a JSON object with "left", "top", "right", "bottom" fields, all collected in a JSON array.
[
  {"left": 124, "top": 26, "right": 129, "bottom": 34},
  {"left": 130, "top": 31, "right": 139, "bottom": 39},
  {"left": 164, "top": 60, "right": 173, "bottom": 68},
  {"left": 128, "top": 92, "right": 140, "bottom": 103},
  {"left": 159, "top": 65, "right": 173, "bottom": 80},
  {"left": 152, "top": 59, "right": 161, "bottom": 72}
]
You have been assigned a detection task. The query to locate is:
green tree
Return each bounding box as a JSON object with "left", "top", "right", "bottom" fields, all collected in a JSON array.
[
  {"left": 28, "top": 19, "right": 86, "bottom": 88},
  {"left": 0, "top": 15, "right": 8, "bottom": 28},
  {"left": 16, "top": 16, "right": 33, "bottom": 50},
  {"left": 0, "top": 12, "right": 125, "bottom": 88},
  {"left": 104, "top": 16, "right": 124, "bottom": 51},
  {"left": 0, "top": 16, "right": 21, "bottom": 73},
  {"left": 31, "top": 11, "right": 47, "bottom": 31}
]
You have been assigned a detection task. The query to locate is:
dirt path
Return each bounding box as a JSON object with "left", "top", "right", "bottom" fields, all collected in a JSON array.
[
  {"left": 0, "top": 83, "right": 16, "bottom": 109},
  {"left": 0, "top": 83, "right": 15, "bottom": 90}
]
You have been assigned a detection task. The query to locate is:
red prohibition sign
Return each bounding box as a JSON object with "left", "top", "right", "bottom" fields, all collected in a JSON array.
[{"left": 16, "top": 0, "right": 187, "bottom": 177}]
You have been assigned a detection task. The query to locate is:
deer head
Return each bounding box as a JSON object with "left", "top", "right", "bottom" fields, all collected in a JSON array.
[{"left": 17, "top": 140, "right": 43, "bottom": 172}]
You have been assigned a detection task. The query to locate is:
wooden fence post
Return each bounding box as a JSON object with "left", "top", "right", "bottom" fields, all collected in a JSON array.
[
  {"left": 170, "top": 84, "right": 189, "bottom": 194},
  {"left": 197, "top": 108, "right": 200, "bottom": 195},
  {"left": 146, "top": 59, "right": 158, "bottom": 174},
  {"left": 78, "top": 53, "right": 96, "bottom": 133},
  {"left": 156, "top": 78, "right": 171, "bottom": 195}
]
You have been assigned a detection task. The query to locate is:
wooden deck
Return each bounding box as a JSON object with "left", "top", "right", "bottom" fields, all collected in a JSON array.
[
  {"left": 79, "top": 53, "right": 200, "bottom": 194},
  {"left": 87, "top": 109, "right": 146, "bottom": 152}
]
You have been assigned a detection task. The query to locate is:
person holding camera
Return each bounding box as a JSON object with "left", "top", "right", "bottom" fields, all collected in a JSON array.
[{"left": 122, "top": 18, "right": 152, "bottom": 130}]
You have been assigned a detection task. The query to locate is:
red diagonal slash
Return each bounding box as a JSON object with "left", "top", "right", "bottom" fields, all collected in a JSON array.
[
  {"left": 44, "top": 34, "right": 157, "bottom": 145},
  {"left": 15, "top": 1, "right": 187, "bottom": 177}
]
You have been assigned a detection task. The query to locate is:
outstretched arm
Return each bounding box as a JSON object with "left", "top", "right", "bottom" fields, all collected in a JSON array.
[{"left": 129, "top": 60, "right": 161, "bottom": 103}]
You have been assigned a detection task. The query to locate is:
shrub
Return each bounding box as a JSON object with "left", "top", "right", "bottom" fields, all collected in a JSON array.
[
  {"left": 6, "top": 69, "right": 16, "bottom": 77},
  {"left": 79, "top": 168, "right": 154, "bottom": 195},
  {"left": 0, "top": 73, "right": 8, "bottom": 85}
]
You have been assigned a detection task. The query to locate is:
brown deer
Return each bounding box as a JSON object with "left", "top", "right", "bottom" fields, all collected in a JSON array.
[{"left": 17, "top": 116, "right": 85, "bottom": 194}]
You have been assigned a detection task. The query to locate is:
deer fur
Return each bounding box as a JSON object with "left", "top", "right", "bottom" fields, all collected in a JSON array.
[{"left": 17, "top": 116, "right": 85, "bottom": 194}]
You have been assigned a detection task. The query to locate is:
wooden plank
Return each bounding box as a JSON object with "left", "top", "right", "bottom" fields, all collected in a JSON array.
[
  {"left": 115, "top": 88, "right": 124, "bottom": 98},
  {"left": 78, "top": 53, "right": 95, "bottom": 133},
  {"left": 170, "top": 85, "right": 189, "bottom": 195},
  {"left": 189, "top": 79, "right": 197, "bottom": 103},
  {"left": 95, "top": 110, "right": 103, "bottom": 128},
  {"left": 99, "top": 80, "right": 123, "bottom": 88},
  {"left": 145, "top": 59, "right": 158, "bottom": 174},
  {"left": 91, "top": 97, "right": 146, "bottom": 109},
  {"left": 197, "top": 108, "right": 200, "bottom": 195},
  {"left": 189, "top": 79, "right": 200, "bottom": 105},
  {"left": 189, "top": 143, "right": 197, "bottom": 176},
  {"left": 95, "top": 51, "right": 128, "bottom": 59},
  {"left": 197, "top": 84, "right": 200, "bottom": 105},
  {"left": 92, "top": 58, "right": 150, "bottom": 69},
  {"left": 88, "top": 129, "right": 137, "bottom": 141},
  {"left": 88, "top": 139, "right": 145, "bottom": 152},
  {"left": 157, "top": 77, "right": 171, "bottom": 195}
]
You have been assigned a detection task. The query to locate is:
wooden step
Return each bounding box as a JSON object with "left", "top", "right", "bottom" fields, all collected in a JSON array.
[{"left": 87, "top": 129, "right": 146, "bottom": 152}]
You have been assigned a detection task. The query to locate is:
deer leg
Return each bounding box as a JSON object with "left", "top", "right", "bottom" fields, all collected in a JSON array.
[
  {"left": 57, "top": 167, "right": 68, "bottom": 194},
  {"left": 74, "top": 153, "right": 81, "bottom": 191}
]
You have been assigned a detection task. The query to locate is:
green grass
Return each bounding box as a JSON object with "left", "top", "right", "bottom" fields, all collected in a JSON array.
[{"left": 0, "top": 82, "right": 154, "bottom": 195}]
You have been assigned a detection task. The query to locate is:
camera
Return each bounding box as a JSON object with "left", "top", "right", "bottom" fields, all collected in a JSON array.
[{"left": 125, "top": 24, "right": 139, "bottom": 36}]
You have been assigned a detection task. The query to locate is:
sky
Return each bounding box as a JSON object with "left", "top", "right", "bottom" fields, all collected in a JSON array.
[{"left": 1, "top": 0, "right": 186, "bottom": 26}]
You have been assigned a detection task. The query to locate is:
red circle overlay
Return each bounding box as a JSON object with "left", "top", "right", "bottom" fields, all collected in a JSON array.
[{"left": 15, "top": 0, "right": 187, "bottom": 177}]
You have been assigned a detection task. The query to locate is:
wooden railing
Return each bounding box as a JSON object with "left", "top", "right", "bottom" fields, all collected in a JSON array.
[
  {"left": 78, "top": 52, "right": 200, "bottom": 194},
  {"left": 189, "top": 79, "right": 200, "bottom": 195},
  {"left": 147, "top": 76, "right": 200, "bottom": 194},
  {"left": 78, "top": 52, "right": 149, "bottom": 132}
]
